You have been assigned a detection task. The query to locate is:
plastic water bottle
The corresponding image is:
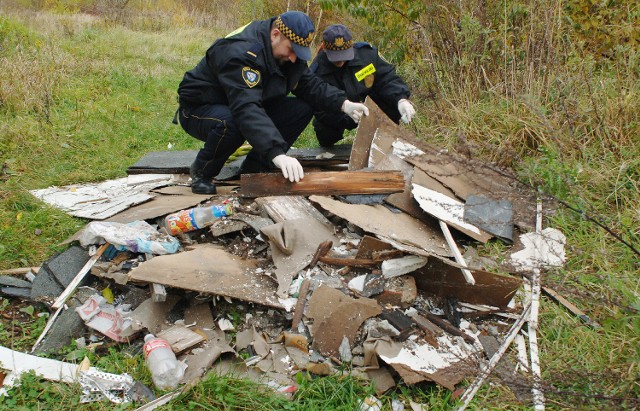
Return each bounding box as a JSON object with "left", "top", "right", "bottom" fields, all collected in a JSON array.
[
  {"left": 163, "top": 203, "right": 233, "bottom": 235},
  {"left": 143, "top": 334, "right": 187, "bottom": 390}
]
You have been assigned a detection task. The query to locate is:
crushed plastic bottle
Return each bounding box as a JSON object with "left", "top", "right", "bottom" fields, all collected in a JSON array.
[
  {"left": 163, "top": 202, "right": 233, "bottom": 235},
  {"left": 143, "top": 334, "right": 187, "bottom": 390}
]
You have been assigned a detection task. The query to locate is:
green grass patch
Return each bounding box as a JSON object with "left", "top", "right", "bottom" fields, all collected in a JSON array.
[{"left": 1, "top": 3, "right": 639, "bottom": 410}]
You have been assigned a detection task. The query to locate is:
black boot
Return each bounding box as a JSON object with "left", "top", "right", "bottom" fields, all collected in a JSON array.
[{"left": 190, "top": 161, "right": 216, "bottom": 194}]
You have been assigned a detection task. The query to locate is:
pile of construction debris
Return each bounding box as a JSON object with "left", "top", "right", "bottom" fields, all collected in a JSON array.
[{"left": 1, "top": 100, "right": 580, "bottom": 410}]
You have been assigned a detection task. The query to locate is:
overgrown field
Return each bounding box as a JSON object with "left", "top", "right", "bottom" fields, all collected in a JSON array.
[{"left": 1, "top": 0, "right": 638, "bottom": 410}]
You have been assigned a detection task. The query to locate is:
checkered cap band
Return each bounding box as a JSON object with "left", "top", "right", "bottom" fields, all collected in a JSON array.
[
  {"left": 323, "top": 38, "right": 354, "bottom": 51},
  {"left": 275, "top": 16, "right": 314, "bottom": 47}
]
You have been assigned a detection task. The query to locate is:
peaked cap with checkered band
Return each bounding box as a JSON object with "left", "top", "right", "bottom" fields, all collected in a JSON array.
[{"left": 275, "top": 11, "right": 315, "bottom": 61}]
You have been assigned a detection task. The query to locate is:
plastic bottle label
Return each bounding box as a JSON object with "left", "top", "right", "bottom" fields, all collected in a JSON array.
[
  {"left": 212, "top": 204, "right": 233, "bottom": 218},
  {"left": 143, "top": 338, "right": 173, "bottom": 358},
  {"left": 165, "top": 209, "right": 199, "bottom": 235}
]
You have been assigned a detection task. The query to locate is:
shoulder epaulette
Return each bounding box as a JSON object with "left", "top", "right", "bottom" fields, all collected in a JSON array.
[{"left": 245, "top": 42, "right": 263, "bottom": 58}]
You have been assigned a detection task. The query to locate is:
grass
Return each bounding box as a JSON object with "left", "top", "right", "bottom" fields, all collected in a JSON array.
[{"left": 1, "top": 1, "right": 639, "bottom": 410}]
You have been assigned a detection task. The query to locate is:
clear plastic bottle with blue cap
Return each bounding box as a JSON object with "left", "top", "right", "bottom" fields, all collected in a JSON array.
[{"left": 163, "top": 202, "right": 233, "bottom": 235}]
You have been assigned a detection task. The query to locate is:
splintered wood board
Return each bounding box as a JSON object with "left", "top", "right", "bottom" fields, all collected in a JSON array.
[{"left": 240, "top": 171, "right": 404, "bottom": 197}]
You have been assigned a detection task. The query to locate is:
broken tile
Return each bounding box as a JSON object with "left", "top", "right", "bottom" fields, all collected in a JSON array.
[
  {"left": 464, "top": 195, "right": 514, "bottom": 242},
  {"left": 31, "top": 245, "right": 91, "bottom": 302},
  {"left": 0, "top": 276, "right": 32, "bottom": 288}
]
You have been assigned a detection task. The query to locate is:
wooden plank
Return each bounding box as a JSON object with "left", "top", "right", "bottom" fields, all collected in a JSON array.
[
  {"left": 412, "top": 257, "right": 522, "bottom": 308},
  {"left": 542, "top": 286, "right": 601, "bottom": 328},
  {"left": 439, "top": 221, "right": 475, "bottom": 285},
  {"left": 0, "top": 267, "right": 40, "bottom": 276},
  {"left": 255, "top": 196, "right": 331, "bottom": 225},
  {"left": 291, "top": 278, "right": 311, "bottom": 330},
  {"left": 240, "top": 171, "right": 404, "bottom": 197},
  {"left": 349, "top": 98, "right": 394, "bottom": 170}
]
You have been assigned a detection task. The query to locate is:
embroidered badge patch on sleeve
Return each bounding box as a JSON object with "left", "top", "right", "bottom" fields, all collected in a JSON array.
[{"left": 242, "top": 67, "right": 261, "bottom": 88}]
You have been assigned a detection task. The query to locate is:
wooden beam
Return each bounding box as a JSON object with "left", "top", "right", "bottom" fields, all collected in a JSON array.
[
  {"left": 0, "top": 267, "right": 40, "bottom": 275},
  {"left": 439, "top": 221, "right": 475, "bottom": 285},
  {"left": 240, "top": 171, "right": 405, "bottom": 197},
  {"left": 542, "top": 286, "right": 601, "bottom": 328},
  {"left": 291, "top": 278, "right": 311, "bottom": 330}
]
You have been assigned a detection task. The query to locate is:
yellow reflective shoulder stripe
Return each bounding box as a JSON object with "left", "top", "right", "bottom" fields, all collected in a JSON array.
[
  {"left": 354, "top": 63, "right": 376, "bottom": 81},
  {"left": 226, "top": 22, "right": 250, "bottom": 38}
]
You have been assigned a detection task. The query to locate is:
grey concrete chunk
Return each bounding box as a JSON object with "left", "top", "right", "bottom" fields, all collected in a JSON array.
[{"left": 0, "top": 275, "right": 32, "bottom": 288}]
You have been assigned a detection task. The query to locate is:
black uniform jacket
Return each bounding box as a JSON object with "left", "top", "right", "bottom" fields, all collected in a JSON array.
[
  {"left": 178, "top": 18, "right": 347, "bottom": 161},
  {"left": 310, "top": 42, "right": 410, "bottom": 107}
]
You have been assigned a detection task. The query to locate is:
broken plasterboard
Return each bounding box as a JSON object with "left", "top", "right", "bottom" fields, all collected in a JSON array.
[
  {"left": 29, "top": 174, "right": 175, "bottom": 220},
  {"left": 127, "top": 244, "right": 282, "bottom": 308},
  {"left": 307, "top": 285, "right": 382, "bottom": 357},
  {"left": 105, "top": 185, "right": 217, "bottom": 223},
  {"left": 0, "top": 346, "right": 122, "bottom": 396},
  {"left": 309, "top": 195, "right": 452, "bottom": 258},
  {"left": 261, "top": 217, "right": 339, "bottom": 299},
  {"left": 157, "top": 325, "right": 205, "bottom": 354},
  {"left": 363, "top": 333, "right": 479, "bottom": 390},
  {"left": 510, "top": 227, "right": 566, "bottom": 272},
  {"left": 412, "top": 183, "right": 492, "bottom": 243}
]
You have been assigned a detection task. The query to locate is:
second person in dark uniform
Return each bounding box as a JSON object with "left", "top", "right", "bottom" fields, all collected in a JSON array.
[
  {"left": 310, "top": 24, "right": 416, "bottom": 147},
  {"left": 177, "top": 11, "right": 369, "bottom": 194}
]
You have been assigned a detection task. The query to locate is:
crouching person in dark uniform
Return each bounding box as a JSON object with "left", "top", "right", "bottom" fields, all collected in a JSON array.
[
  {"left": 311, "top": 24, "right": 416, "bottom": 147},
  {"left": 176, "top": 11, "right": 369, "bottom": 194}
]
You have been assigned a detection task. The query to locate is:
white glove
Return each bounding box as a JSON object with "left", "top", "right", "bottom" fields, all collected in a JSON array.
[
  {"left": 272, "top": 154, "right": 304, "bottom": 183},
  {"left": 398, "top": 99, "right": 416, "bottom": 124},
  {"left": 341, "top": 100, "right": 370, "bottom": 123}
]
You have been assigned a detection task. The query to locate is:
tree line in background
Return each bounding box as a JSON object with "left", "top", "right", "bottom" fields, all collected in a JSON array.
[{"left": 4, "top": 0, "right": 639, "bottom": 182}]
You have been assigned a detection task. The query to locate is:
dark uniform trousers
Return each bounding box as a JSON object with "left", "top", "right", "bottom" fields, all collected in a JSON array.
[
  {"left": 313, "top": 92, "right": 401, "bottom": 147},
  {"left": 179, "top": 96, "right": 313, "bottom": 179}
]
